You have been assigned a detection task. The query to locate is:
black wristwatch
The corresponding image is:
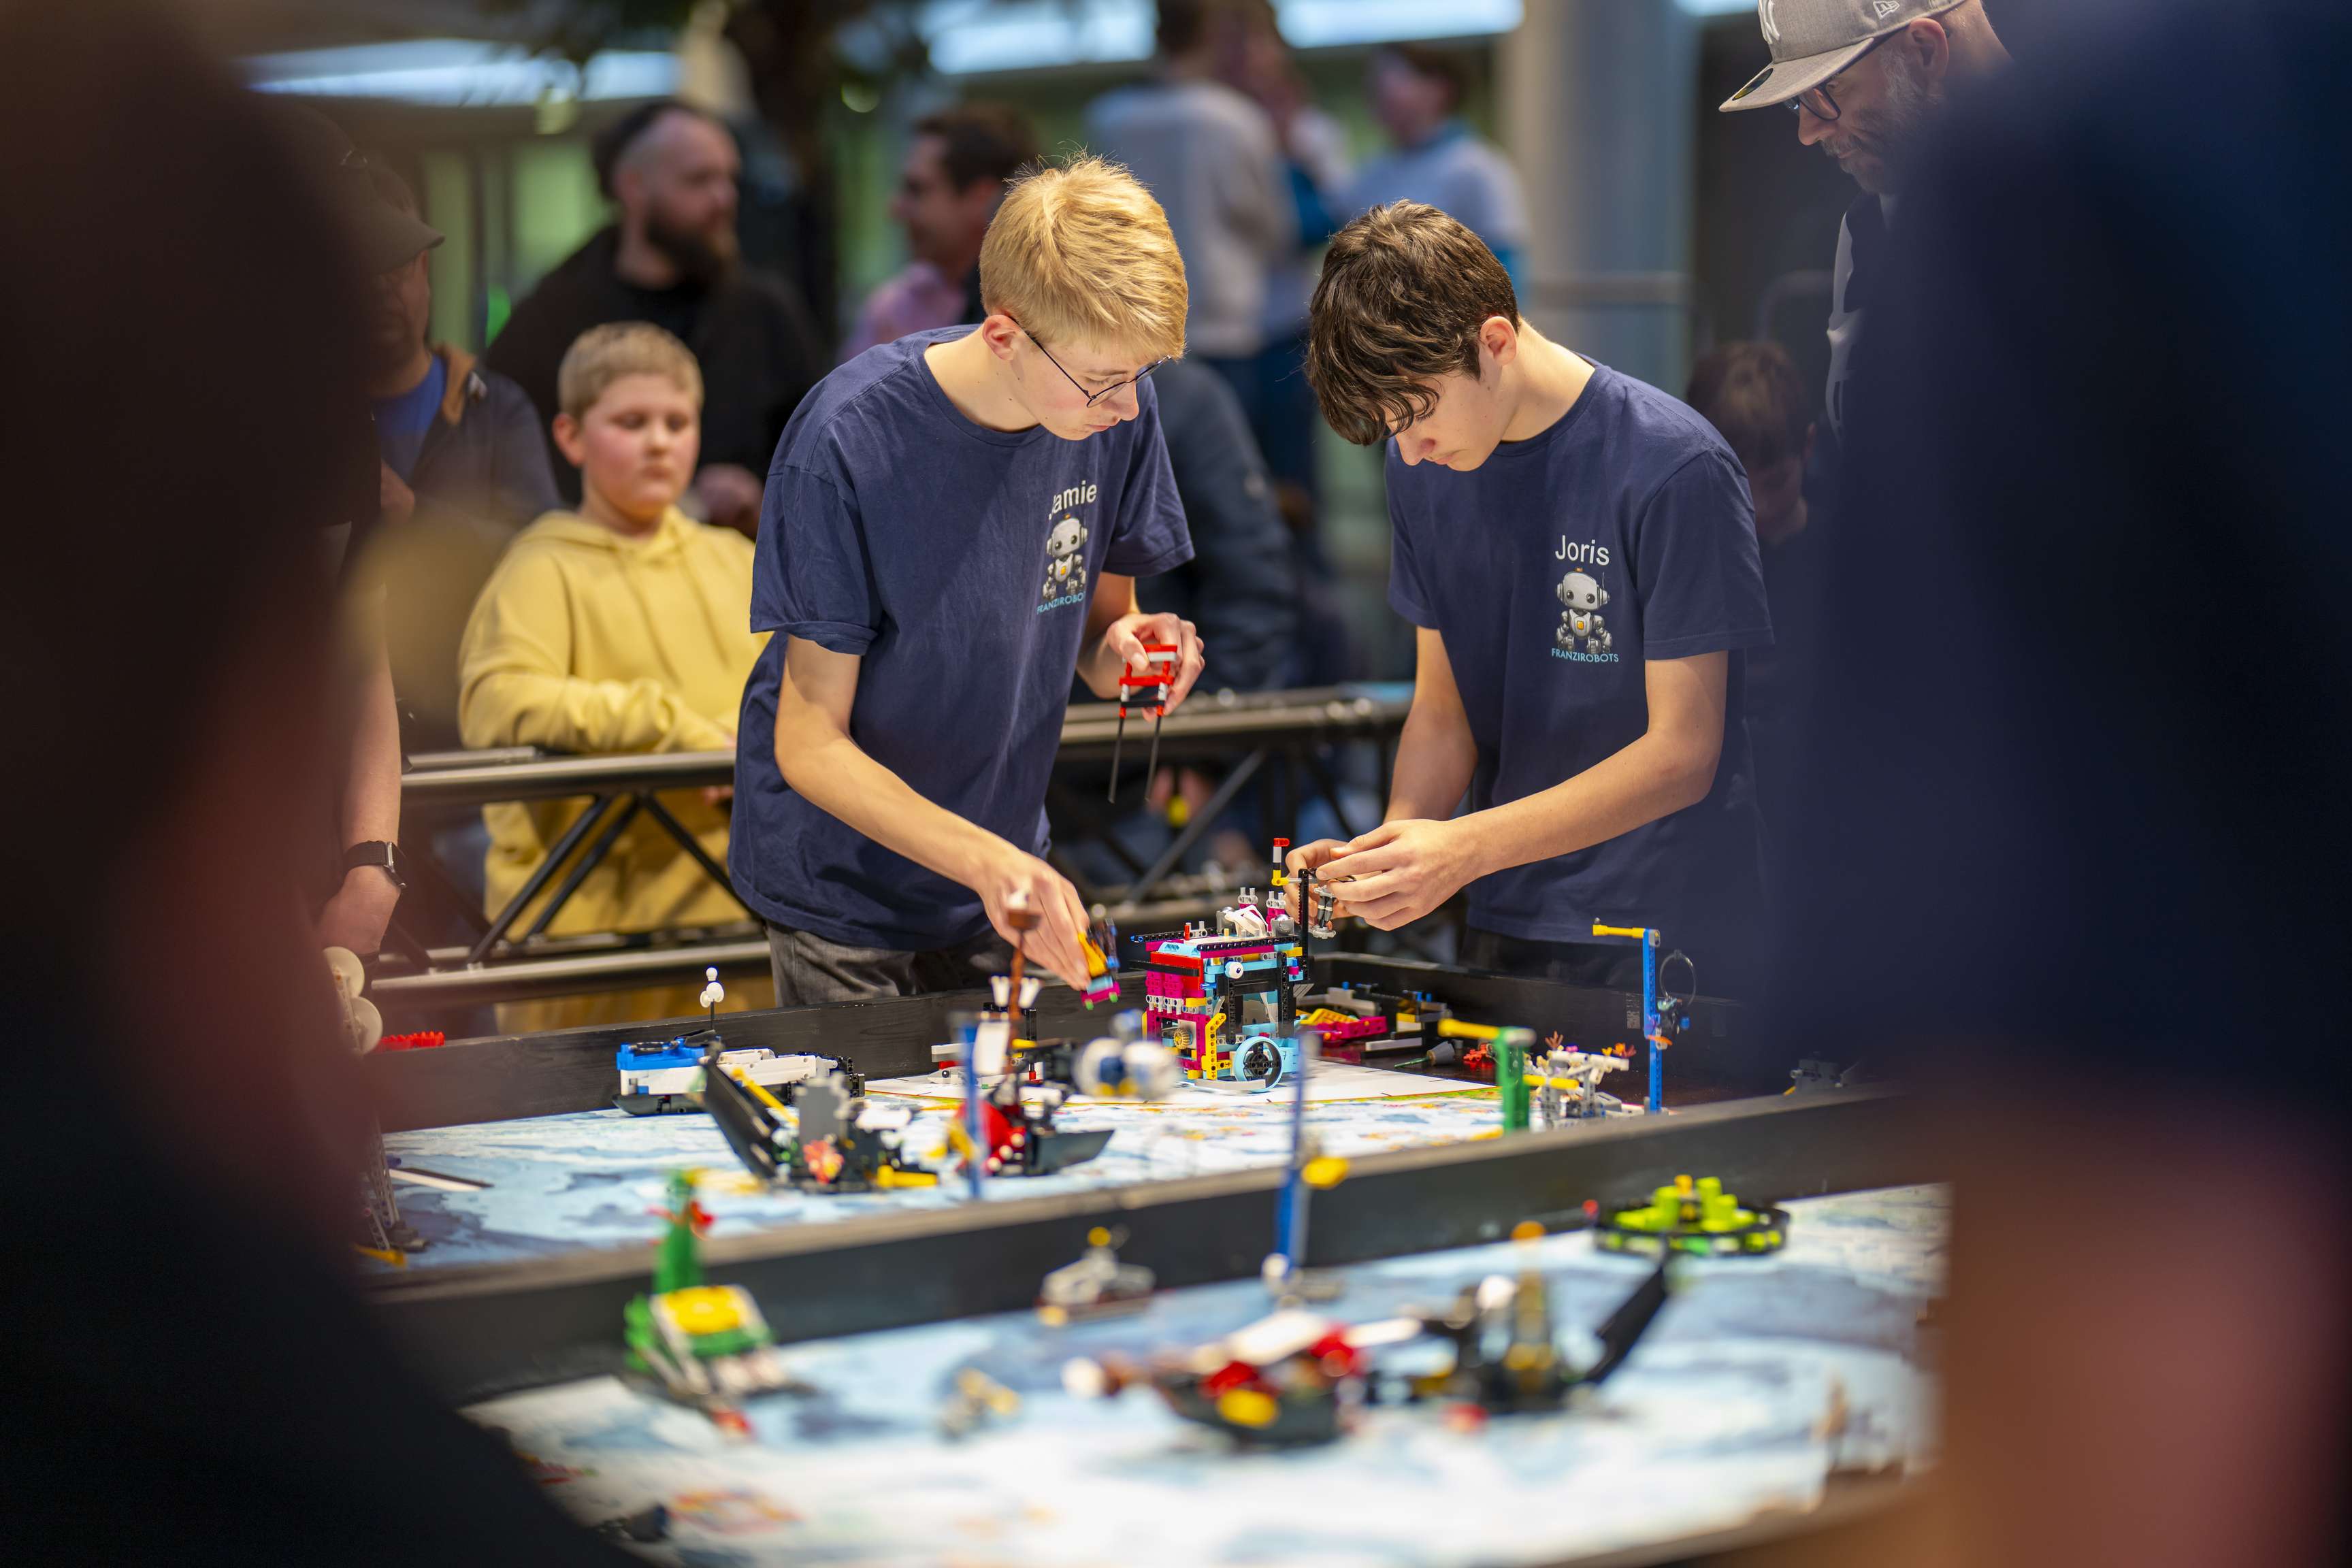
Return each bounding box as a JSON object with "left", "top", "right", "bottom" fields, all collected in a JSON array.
[{"left": 344, "top": 840, "right": 406, "bottom": 891}]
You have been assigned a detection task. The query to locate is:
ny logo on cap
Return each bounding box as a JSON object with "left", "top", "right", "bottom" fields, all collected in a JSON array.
[
  {"left": 1759, "top": 0, "right": 1781, "bottom": 46},
  {"left": 1874, "top": 0, "right": 1901, "bottom": 16}
]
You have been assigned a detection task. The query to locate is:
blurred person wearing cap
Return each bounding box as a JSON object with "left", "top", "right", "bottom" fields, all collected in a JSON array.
[
  {"left": 842, "top": 102, "right": 1038, "bottom": 362},
  {"left": 485, "top": 100, "right": 823, "bottom": 538},
  {"left": 363, "top": 166, "right": 559, "bottom": 540},
  {"left": 359, "top": 163, "right": 560, "bottom": 753},
  {"left": 1719, "top": 0, "right": 2010, "bottom": 447}
]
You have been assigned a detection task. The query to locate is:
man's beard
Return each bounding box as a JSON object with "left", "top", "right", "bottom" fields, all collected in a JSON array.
[
  {"left": 367, "top": 307, "right": 423, "bottom": 382},
  {"left": 643, "top": 207, "right": 737, "bottom": 287},
  {"left": 1829, "top": 55, "right": 1938, "bottom": 196}
]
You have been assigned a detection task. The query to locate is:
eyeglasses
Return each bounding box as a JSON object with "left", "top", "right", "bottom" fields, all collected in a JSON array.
[
  {"left": 1015, "top": 323, "right": 1160, "bottom": 408},
  {"left": 1784, "top": 32, "right": 1891, "bottom": 123}
]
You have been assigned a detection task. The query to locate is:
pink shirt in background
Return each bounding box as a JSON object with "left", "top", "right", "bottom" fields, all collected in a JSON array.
[{"left": 840, "top": 261, "right": 968, "bottom": 363}]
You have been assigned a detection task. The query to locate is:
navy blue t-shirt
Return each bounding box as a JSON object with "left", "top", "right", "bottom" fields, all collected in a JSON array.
[
  {"left": 371, "top": 354, "right": 445, "bottom": 481},
  {"left": 732, "top": 327, "right": 1193, "bottom": 949},
  {"left": 1386, "top": 360, "right": 1771, "bottom": 960}
]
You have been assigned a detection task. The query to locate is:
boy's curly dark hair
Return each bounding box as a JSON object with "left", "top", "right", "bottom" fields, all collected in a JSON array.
[{"left": 1306, "top": 201, "right": 1520, "bottom": 446}]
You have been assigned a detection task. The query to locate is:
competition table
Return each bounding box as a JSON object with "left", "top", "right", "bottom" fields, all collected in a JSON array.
[
  {"left": 382, "top": 1063, "right": 1515, "bottom": 1271},
  {"left": 469, "top": 1183, "right": 1947, "bottom": 1567},
  {"left": 361, "top": 959, "right": 1933, "bottom": 1562}
]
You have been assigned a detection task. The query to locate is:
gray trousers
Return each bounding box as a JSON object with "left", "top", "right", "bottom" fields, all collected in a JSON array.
[{"left": 764, "top": 922, "right": 1009, "bottom": 1007}]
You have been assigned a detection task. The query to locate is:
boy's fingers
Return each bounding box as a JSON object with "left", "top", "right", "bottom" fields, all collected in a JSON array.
[
  {"left": 1163, "top": 618, "right": 1205, "bottom": 709},
  {"left": 1113, "top": 622, "right": 1149, "bottom": 672},
  {"left": 1334, "top": 869, "right": 1403, "bottom": 906},
  {"left": 1286, "top": 838, "right": 1341, "bottom": 873},
  {"left": 1316, "top": 843, "right": 1395, "bottom": 881}
]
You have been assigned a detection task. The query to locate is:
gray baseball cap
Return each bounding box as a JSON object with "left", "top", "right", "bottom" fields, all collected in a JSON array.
[{"left": 1718, "top": 0, "right": 1963, "bottom": 112}]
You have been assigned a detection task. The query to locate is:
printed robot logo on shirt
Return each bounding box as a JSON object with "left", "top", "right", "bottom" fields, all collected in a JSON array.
[
  {"left": 1107, "top": 642, "right": 1179, "bottom": 803},
  {"left": 1041, "top": 514, "right": 1090, "bottom": 606},
  {"left": 1556, "top": 570, "right": 1613, "bottom": 655}
]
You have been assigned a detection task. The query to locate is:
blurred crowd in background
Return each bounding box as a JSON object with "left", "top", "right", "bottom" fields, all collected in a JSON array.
[{"left": 259, "top": 0, "right": 1912, "bottom": 1016}]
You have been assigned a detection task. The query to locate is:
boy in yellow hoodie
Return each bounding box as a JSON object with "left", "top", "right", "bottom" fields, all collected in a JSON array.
[{"left": 459, "top": 323, "right": 770, "bottom": 1031}]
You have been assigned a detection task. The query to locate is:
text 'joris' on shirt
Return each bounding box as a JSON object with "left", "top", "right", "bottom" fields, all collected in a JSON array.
[{"left": 730, "top": 325, "right": 1193, "bottom": 951}]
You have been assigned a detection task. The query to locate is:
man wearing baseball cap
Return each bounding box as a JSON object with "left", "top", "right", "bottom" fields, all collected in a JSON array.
[{"left": 1720, "top": 1, "right": 2010, "bottom": 446}]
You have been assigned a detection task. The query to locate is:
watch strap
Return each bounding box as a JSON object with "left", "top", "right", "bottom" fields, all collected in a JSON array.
[{"left": 343, "top": 840, "right": 405, "bottom": 889}]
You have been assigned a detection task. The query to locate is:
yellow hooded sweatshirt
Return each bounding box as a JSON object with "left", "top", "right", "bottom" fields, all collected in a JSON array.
[{"left": 457, "top": 506, "right": 769, "bottom": 1032}]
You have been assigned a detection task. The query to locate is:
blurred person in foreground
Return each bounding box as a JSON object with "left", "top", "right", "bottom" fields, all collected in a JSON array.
[
  {"left": 360, "top": 163, "right": 561, "bottom": 753},
  {"left": 1746, "top": 3, "right": 2351, "bottom": 1564},
  {"left": 0, "top": 4, "right": 629, "bottom": 1561},
  {"left": 460, "top": 325, "right": 770, "bottom": 1034},
  {"left": 1289, "top": 204, "right": 1771, "bottom": 1002},
  {"left": 842, "top": 101, "right": 1038, "bottom": 361},
  {"left": 1684, "top": 342, "right": 1819, "bottom": 872},
  {"left": 487, "top": 99, "right": 823, "bottom": 537},
  {"left": 1718, "top": 0, "right": 2009, "bottom": 453},
  {"left": 1345, "top": 44, "right": 1526, "bottom": 284},
  {"left": 1088, "top": 1, "right": 1295, "bottom": 419},
  {"left": 276, "top": 112, "right": 413, "bottom": 964}
]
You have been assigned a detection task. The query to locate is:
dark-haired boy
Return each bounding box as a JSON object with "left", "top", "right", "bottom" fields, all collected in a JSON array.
[{"left": 1292, "top": 202, "right": 1770, "bottom": 996}]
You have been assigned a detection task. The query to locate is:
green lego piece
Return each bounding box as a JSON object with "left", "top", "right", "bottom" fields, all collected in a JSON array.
[
  {"left": 1595, "top": 1173, "right": 1790, "bottom": 1259},
  {"left": 1496, "top": 1028, "right": 1533, "bottom": 1134},
  {"left": 651, "top": 1170, "right": 705, "bottom": 1294}
]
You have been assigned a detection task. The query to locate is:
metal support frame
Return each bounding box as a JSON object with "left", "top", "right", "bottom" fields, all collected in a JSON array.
[
  {"left": 521, "top": 798, "right": 640, "bottom": 943},
  {"left": 383, "top": 689, "right": 1409, "bottom": 1012},
  {"left": 466, "top": 794, "right": 624, "bottom": 964}
]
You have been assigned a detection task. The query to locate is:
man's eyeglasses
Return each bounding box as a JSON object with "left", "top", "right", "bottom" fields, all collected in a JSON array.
[
  {"left": 1784, "top": 32, "right": 1891, "bottom": 122},
  {"left": 1017, "top": 324, "right": 1160, "bottom": 408}
]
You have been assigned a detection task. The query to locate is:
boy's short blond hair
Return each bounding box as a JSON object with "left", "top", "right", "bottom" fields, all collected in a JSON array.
[
  {"left": 979, "top": 154, "right": 1186, "bottom": 361},
  {"left": 556, "top": 322, "right": 704, "bottom": 419}
]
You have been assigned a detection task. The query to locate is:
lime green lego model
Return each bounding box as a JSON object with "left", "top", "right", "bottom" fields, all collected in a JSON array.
[
  {"left": 623, "top": 1171, "right": 797, "bottom": 1432},
  {"left": 1591, "top": 1174, "right": 1791, "bottom": 1258}
]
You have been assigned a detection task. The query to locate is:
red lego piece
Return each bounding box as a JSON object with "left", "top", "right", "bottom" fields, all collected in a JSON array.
[{"left": 1202, "top": 1359, "right": 1262, "bottom": 1396}]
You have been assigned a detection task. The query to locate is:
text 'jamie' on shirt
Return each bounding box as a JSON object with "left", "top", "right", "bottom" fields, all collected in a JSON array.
[
  {"left": 731, "top": 326, "right": 1192, "bottom": 951},
  {"left": 1386, "top": 360, "right": 1771, "bottom": 967}
]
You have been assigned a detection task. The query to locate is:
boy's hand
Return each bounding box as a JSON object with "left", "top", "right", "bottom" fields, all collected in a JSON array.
[
  {"left": 974, "top": 844, "right": 1093, "bottom": 990},
  {"left": 1315, "top": 819, "right": 1481, "bottom": 932},
  {"left": 1281, "top": 837, "right": 1348, "bottom": 921},
  {"left": 1099, "top": 611, "right": 1205, "bottom": 712}
]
